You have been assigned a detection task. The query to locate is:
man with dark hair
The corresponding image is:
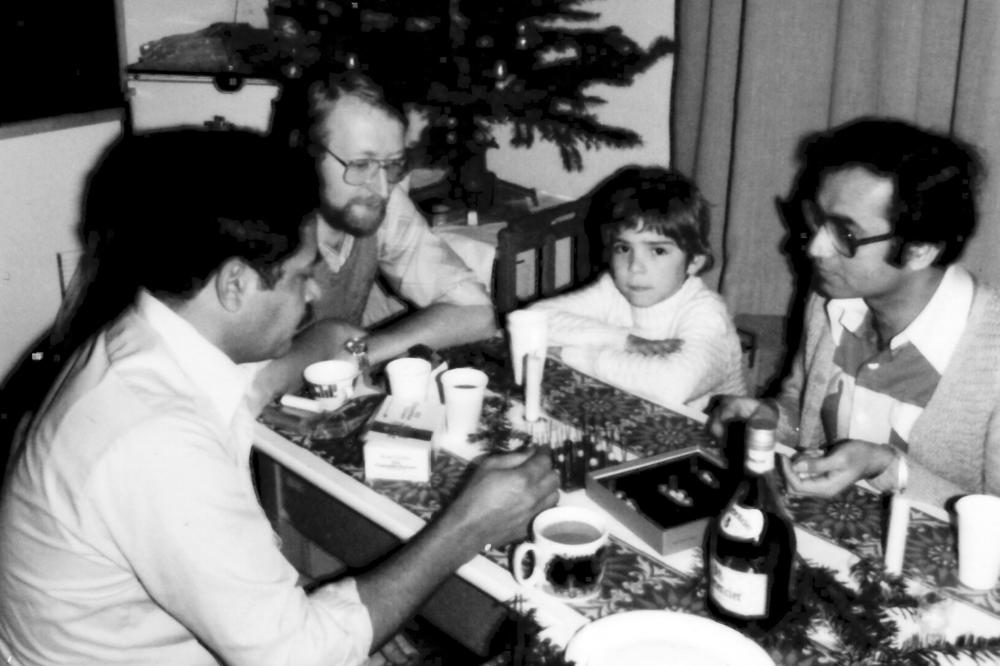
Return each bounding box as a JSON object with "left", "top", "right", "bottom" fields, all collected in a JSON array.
[
  {"left": 709, "top": 116, "right": 1000, "bottom": 507},
  {"left": 292, "top": 70, "right": 497, "bottom": 365},
  {"left": 0, "top": 129, "right": 558, "bottom": 664}
]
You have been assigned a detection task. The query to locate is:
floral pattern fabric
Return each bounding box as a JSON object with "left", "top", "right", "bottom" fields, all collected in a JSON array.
[{"left": 259, "top": 340, "right": 998, "bottom": 663}]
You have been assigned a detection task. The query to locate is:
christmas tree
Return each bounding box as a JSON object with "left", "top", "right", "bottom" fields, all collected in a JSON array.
[{"left": 267, "top": 0, "right": 674, "bottom": 206}]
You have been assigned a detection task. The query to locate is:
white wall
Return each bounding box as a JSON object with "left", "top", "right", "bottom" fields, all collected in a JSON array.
[
  {"left": 489, "top": 0, "right": 675, "bottom": 198},
  {"left": 0, "top": 117, "right": 123, "bottom": 379}
]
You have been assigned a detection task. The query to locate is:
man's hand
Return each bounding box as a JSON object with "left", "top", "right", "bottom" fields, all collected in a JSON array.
[
  {"left": 444, "top": 447, "right": 560, "bottom": 551},
  {"left": 355, "top": 447, "right": 558, "bottom": 648},
  {"left": 780, "top": 439, "right": 897, "bottom": 498},
  {"left": 705, "top": 395, "right": 763, "bottom": 440},
  {"left": 250, "top": 318, "right": 367, "bottom": 407},
  {"left": 367, "top": 303, "right": 496, "bottom": 366},
  {"left": 626, "top": 335, "right": 683, "bottom": 356},
  {"left": 302, "top": 318, "right": 368, "bottom": 362}
]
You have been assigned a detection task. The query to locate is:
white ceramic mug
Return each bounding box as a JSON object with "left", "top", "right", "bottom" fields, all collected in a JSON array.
[
  {"left": 512, "top": 506, "right": 609, "bottom": 601},
  {"left": 303, "top": 359, "right": 360, "bottom": 411}
]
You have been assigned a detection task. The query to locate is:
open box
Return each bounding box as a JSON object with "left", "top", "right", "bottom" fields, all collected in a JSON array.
[{"left": 585, "top": 446, "right": 735, "bottom": 556}]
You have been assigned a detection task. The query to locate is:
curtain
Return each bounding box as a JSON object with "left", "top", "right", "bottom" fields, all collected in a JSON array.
[{"left": 672, "top": 0, "right": 1000, "bottom": 319}]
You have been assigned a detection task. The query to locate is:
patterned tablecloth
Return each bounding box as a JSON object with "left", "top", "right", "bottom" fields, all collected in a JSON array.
[{"left": 260, "top": 339, "right": 1000, "bottom": 665}]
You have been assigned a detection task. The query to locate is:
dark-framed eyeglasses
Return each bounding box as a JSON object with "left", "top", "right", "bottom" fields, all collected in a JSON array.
[
  {"left": 317, "top": 144, "right": 409, "bottom": 186},
  {"left": 785, "top": 198, "right": 896, "bottom": 258}
]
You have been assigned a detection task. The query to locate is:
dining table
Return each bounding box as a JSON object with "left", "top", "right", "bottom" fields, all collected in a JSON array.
[{"left": 252, "top": 338, "right": 1000, "bottom": 665}]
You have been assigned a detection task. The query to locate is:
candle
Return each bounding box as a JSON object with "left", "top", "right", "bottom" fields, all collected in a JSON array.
[
  {"left": 884, "top": 493, "right": 910, "bottom": 575},
  {"left": 524, "top": 352, "right": 543, "bottom": 422}
]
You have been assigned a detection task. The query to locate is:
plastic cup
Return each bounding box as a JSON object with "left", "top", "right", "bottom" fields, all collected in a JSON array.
[
  {"left": 955, "top": 494, "right": 1000, "bottom": 590},
  {"left": 506, "top": 309, "right": 548, "bottom": 385},
  {"left": 303, "top": 359, "right": 360, "bottom": 411},
  {"left": 385, "top": 357, "right": 433, "bottom": 404},
  {"left": 440, "top": 368, "right": 488, "bottom": 438}
]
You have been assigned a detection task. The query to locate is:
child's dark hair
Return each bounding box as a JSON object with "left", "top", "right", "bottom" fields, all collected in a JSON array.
[{"left": 587, "top": 166, "right": 714, "bottom": 273}]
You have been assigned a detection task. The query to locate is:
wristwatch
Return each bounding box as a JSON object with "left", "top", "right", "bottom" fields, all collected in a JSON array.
[{"left": 344, "top": 336, "right": 371, "bottom": 373}]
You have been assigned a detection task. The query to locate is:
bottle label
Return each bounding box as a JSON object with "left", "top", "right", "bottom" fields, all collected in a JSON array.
[
  {"left": 719, "top": 504, "right": 765, "bottom": 542},
  {"left": 709, "top": 557, "right": 768, "bottom": 618},
  {"left": 745, "top": 448, "right": 774, "bottom": 474}
]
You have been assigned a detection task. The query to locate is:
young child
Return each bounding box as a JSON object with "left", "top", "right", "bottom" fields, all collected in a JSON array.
[{"left": 528, "top": 166, "right": 747, "bottom": 411}]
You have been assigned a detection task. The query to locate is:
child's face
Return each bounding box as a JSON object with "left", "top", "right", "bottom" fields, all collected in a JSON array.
[{"left": 608, "top": 225, "right": 704, "bottom": 307}]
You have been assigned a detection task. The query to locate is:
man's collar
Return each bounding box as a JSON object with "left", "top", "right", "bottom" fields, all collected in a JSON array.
[
  {"left": 897, "top": 264, "right": 974, "bottom": 370},
  {"left": 825, "top": 296, "right": 868, "bottom": 340},
  {"left": 135, "top": 290, "right": 254, "bottom": 426},
  {"left": 825, "top": 265, "right": 974, "bottom": 370},
  {"left": 315, "top": 212, "right": 355, "bottom": 272}
]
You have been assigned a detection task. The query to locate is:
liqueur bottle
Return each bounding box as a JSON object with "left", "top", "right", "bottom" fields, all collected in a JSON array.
[{"left": 704, "top": 408, "right": 796, "bottom": 633}]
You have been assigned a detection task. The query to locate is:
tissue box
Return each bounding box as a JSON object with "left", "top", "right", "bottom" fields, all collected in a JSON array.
[
  {"left": 585, "top": 447, "right": 733, "bottom": 555},
  {"left": 362, "top": 396, "right": 442, "bottom": 482}
]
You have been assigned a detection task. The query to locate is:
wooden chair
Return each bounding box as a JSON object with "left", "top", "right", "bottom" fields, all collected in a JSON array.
[{"left": 493, "top": 197, "right": 595, "bottom": 315}]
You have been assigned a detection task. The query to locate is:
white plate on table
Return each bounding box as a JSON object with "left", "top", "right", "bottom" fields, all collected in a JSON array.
[{"left": 564, "top": 610, "right": 774, "bottom": 666}]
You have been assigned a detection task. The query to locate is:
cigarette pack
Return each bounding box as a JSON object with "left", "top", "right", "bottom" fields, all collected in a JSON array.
[
  {"left": 362, "top": 395, "right": 442, "bottom": 482},
  {"left": 585, "top": 447, "right": 733, "bottom": 555}
]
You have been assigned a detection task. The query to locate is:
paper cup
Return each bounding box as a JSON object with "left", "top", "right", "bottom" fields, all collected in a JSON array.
[
  {"left": 440, "top": 368, "right": 488, "bottom": 438},
  {"left": 955, "top": 494, "right": 1000, "bottom": 590},
  {"left": 506, "top": 309, "right": 548, "bottom": 385},
  {"left": 303, "top": 359, "right": 359, "bottom": 411},
  {"left": 385, "top": 357, "right": 432, "bottom": 404}
]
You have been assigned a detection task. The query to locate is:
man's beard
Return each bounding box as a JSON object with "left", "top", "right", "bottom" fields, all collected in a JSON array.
[{"left": 320, "top": 195, "right": 388, "bottom": 237}]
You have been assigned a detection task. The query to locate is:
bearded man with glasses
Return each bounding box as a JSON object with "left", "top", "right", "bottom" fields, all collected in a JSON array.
[
  {"left": 277, "top": 71, "right": 496, "bottom": 368},
  {"left": 709, "top": 117, "right": 1000, "bottom": 509}
]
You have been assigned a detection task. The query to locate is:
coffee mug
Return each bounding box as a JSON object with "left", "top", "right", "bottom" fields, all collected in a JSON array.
[
  {"left": 511, "top": 506, "right": 609, "bottom": 601},
  {"left": 303, "top": 359, "right": 360, "bottom": 411}
]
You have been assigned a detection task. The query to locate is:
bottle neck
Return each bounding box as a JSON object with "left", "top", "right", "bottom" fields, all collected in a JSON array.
[{"left": 744, "top": 426, "right": 776, "bottom": 475}]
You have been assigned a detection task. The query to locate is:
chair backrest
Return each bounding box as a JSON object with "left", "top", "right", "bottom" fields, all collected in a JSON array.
[{"left": 493, "top": 197, "right": 595, "bottom": 314}]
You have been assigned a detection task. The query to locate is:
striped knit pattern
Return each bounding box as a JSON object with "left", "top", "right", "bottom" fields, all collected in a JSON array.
[{"left": 776, "top": 277, "right": 1000, "bottom": 507}]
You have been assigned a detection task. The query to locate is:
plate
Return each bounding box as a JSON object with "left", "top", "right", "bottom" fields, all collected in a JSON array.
[{"left": 564, "top": 611, "right": 774, "bottom": 666}]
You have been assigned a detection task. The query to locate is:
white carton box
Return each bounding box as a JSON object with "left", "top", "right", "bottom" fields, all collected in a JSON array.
[{"left": 362, "top": 396, "right": 443, "bottom": 483}]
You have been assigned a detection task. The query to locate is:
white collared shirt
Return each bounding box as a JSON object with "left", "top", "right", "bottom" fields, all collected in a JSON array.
[{"left": 0, "top": 291, "right": 372, "bottom": 665}]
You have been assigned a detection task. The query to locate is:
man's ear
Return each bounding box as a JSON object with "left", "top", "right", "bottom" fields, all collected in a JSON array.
[
  {"left": 215, "top": 258, "right": 254, "bottom": 312},
  {"left": 686, "top": 254, "right": 707, "bottom": 276},
  {"left": 902, "top": 242, "right": 943, "bottom": 271}
]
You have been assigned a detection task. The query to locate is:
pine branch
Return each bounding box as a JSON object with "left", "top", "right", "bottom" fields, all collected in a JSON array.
[
  {"left": 898, "top": 635, "right": 1000, "bottom": 665},
  {"left": 268, "top": 0, "right": 674, "bottom": 171}
]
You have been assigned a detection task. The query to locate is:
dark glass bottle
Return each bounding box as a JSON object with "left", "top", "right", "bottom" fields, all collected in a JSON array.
[{"left": 704, "top": 411, "right": 796, "bottom": 633}]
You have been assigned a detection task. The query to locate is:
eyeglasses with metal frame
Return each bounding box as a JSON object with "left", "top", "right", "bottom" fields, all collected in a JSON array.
[{"left": 317, "top": 144, "right": 409, "bottom": 186}]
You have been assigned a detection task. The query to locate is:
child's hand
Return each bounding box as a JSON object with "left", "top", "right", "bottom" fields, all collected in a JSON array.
[{"left": 626, "top": 335, "right": 683, "bottom": 356}]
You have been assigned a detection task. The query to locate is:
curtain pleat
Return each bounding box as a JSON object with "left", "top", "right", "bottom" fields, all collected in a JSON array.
[
  {"left": 673, "top": 0, "right": 1000, "bottom": 318},
  {"left": 953, "top": 0, "right": 1000, "bottom": 284}
]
